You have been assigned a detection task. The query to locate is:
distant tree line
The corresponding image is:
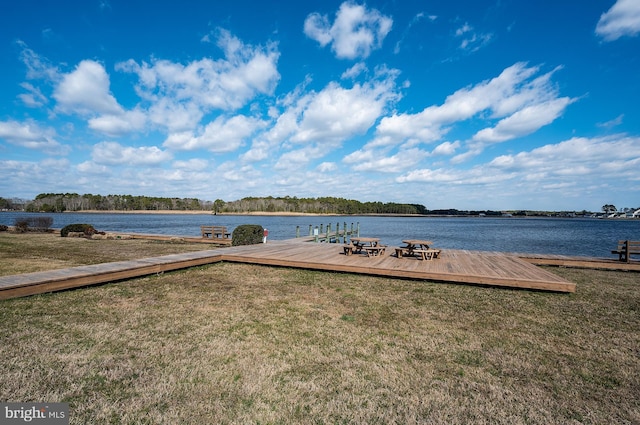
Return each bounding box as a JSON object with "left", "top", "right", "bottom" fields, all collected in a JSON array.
[
  {"left": 218, "top": 196, "right": 427, "bottom": 215},
  {"left": 22, "top": 193, "right": 213, "bottom": 212},
  {"left": 0, "top": 197, "right": 29, "bottom": 210},
  {"left": 14, "top": 194, "right": 427, "bottom": 215},
  {"left": 5, "top": 194, "right": 636, "bottom": 216}
]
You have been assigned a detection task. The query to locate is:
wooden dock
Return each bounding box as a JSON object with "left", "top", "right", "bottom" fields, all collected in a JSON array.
[{"left": 0, "top": 239, "right": 589, "bottom": 299}]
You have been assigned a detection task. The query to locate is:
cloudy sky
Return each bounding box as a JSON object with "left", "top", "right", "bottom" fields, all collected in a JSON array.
[{"left": 1, "top": 0, "right": 639, "bottom": 211}]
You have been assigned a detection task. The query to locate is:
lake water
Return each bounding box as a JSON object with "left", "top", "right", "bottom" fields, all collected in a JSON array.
[{"left": 1, "top": 212, "right": 639, "bottom": 258}]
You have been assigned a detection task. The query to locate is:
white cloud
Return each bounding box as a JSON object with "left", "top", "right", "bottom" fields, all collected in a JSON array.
[
  {"left": 304, "top": 2, "right": 393, "bottom": 59},
  {"left": 173, "top": 158, "right": 209, "bottom": 171},
  {"left": 163, "top": 114, "right": 265, "bottom": 152},
  {"left": 91, "top": 141, "right": 172, "bottom": 165},
  {"left": 455, "top": 23, "right": 493, "bottom": 52},
  {"left": 472, "top": 97, "right": 574, "bottom": 143},
  {"left": 54, "top": 60, "right": 123, "bottom": 115},
  {"left": 0, "top": 120, "right": 69, "bottom": 155},
  {"left": 0, "top": 158, "right": 73, "bottom": 198},
  {"left": 244, "top": 67, "right": 400, "bottom": 167},
  {"left": 597, "top": 114, "right": 624, "bottom": 129},
  {"left": 490, "top": 135, "right": 640, "bottom": 174},
  {"left": 18, "top": 82, "right": 48, "bottom": 108},
  {"left": 291, "top": 79, "right": 396, "bottom": 145},
  {"left": 147, "top": 98, "right": 204, "bottom": 133},
  {"left": 88, "top": 109, "right": 147, "bottom": 136},
  {"left": 119, "top": 29, "right": 280, "bottom": 114},
  {"left": 375, "top": 62, "right": 547, "bottom": 145},
  {"left": 350, "top": 147, "right": 428, "bottom": 173},
  {"left": 370, "top": 62, "right": 573, "bottom": 164},
  {"left": 341, "top": 62, "right": 368, "bottom": 79},
  {"left": 596, "top": 0, "right": 640, "bottom": 41},
  {"left": 18, "top": 41, "right": 60, "bottom": 81},
  {"left": 394, "top": 135, "right": 640, "bottom": 199},
  {"left": 432, "top": 141, "right": 460, "bottom": 156},
  {"left": 275, "top": 145, "right": 324, "bottom": 170},
  {"left": 397, "top": 169, "right": 446, "bottom": 183},
  {"left": 317, "top": 162, "right": 338, "bottom": 172},
  {"left": 241, "top": 140, "right": 270, "bottom": 162},
  {"left": 77, "top": 161, "right": 110, "bottom": 174}
]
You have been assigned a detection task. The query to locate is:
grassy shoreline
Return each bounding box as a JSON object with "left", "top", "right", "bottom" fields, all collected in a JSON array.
[{"left": 1, "top": 232, "right": 638, "bottom": 424}]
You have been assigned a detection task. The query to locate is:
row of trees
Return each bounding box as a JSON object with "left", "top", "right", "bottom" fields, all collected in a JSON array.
[
  {"left": 601, "top": 204, "right": 639, "bottom": 214},
  {"left": 23, "top": 193, "right": 213, "bottom": 213},
  {"left": 217, "top": 196, "right": 427, "bottom": 215},
  {"left": 6, "top": 194, "right": 636, "bottom": 216},
  {"left": 0, "top": 197, "right": 30, "bottom": 210},
  {"left": 11, "top": 194, "right": 427, "bottom": 215}
]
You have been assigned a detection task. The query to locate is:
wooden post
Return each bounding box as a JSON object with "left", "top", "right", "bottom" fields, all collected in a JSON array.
[
  {"left": 625, "top": 240, "right": 630, "bottom": 263},
  {"left": 296, "top": 225, "right": 300, "bottom": 238},
  {"left": 356, "top": 222, "right": 360, "bottom": 237},
  {"left": 308, "top": 225, "right": 312, "bottom": 236}
]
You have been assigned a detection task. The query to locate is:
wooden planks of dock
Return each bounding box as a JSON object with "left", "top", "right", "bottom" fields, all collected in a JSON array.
[
  {"left": 0, "top": 239, "right": 583, "bottom": 300},
  {"left": 221, "top": 242, "right": 576, "bottom": 292}
]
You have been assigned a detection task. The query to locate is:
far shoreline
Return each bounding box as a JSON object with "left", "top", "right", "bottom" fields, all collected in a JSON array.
[{"left": 66, "top": 210, "right": 342, "bottom": 216}]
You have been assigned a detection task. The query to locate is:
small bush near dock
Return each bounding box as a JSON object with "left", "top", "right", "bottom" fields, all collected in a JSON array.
[
  {"left": 60, "top": 223, "right": 96, "bottom": 237},
  {"left": 0, "top": 233, "right": 638, "bottom": 424},
  {"left": 231, "top": 224, "right": 264, "bottom": 246}
]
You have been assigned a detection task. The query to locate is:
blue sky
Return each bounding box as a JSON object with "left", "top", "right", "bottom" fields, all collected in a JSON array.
[{"left": 1, "top": 0, "right": 639, "bottom": 211}]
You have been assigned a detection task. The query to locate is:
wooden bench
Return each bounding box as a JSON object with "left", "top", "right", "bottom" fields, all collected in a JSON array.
[
  {"left": 364, "top": 245, "right": 386, "bottom": 257},
  {"left": 201, "top": 225, "right": 231, "bottom": 240},
  {"left": 343, "top": 244, "right": 354, "bottom": 256},
  {"left": 611, "top": 240, "right": 640, "bottom": 263},
  {"left": 344, "top": 243, "right": 386, "bottom": 257},
  {"left": 344, "top": 241, "right": 366, "bottom": 255},
  {"left": 413, "top": 248, "right": 441, "bottom": 260}
]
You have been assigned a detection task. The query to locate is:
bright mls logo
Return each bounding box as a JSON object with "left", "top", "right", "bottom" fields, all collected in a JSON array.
[{"left": 1, "top": 403, "right": 68, "bottom": 424}]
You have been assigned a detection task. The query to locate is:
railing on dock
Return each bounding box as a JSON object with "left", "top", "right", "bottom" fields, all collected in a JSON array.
[{"left": 296, "top": 222, "right": 359, "bottom": 243}]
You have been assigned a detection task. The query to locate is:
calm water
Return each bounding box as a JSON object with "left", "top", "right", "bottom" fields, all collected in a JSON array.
[{"left": 2, "top": 212, "right": 639, "bottom": 258}]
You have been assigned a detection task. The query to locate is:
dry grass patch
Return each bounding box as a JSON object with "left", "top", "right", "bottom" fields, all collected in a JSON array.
[
  {"left": 1, "top": 258, "right": 638, "bottom": 424},
  {"left": 0, "top": 232, "right": 211, "bottom": 275}
]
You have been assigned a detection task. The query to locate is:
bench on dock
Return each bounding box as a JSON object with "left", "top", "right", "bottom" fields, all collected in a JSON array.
[
  {"left": 413, "top": 248, "right": 441, "bottom": 260},
  {"left": 611, "top": 240, "right": 640, "bottom": 263},
  {"left": 364, "top": 245, "right": 386, "bottom": 257},
  {"left": 395, "top": 246, "right": 440, "bottom": 260},
  {"left": 343, "top": 242, "right": 386, "bottom": 257},
  {"left": 201, "top": 225, "right": 231, "bottom": 240}
]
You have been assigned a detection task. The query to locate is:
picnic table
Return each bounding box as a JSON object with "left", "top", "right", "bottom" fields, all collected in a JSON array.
[
  {"left": 344, "top": 237, "right": 386, "bottom": 257},
  {"left": 397, "top": 239, "right": 441, "bottom": 260}
]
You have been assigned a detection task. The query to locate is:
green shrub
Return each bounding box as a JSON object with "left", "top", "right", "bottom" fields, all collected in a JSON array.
[
  {"left": 0, "top": 224, "right": 8, "bottom": 231},
  {"left": 231, "top": 224, "right": 264, "bottom": 246},
  {"left": 60, "top": 223, "right": 96, "bottom": 237}
]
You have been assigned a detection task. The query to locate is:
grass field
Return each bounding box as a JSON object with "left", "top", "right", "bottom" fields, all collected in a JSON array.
[{"left": 0, "top": 232, "right": 639, "bottom": 424}]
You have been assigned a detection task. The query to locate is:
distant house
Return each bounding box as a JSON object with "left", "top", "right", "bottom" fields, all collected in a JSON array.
[{"left": 633, "top": 209, "right": 640, "bottom": 218}]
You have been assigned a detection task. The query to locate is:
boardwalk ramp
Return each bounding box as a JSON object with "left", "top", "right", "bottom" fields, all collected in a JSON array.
[{"left": 0, "top": 241, "right": 576, "bottom": 299}]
